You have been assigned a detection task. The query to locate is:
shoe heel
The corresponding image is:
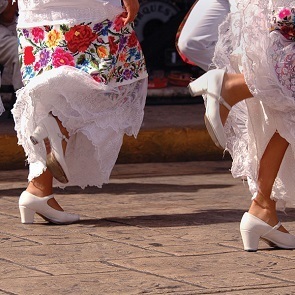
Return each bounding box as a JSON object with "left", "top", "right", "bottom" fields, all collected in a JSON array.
[
  {"left": 19, "top": 206, "right": 35, "bottom": 224},
  {"left": 30, "top": 124, "right": 48, "bottom": 145},
  {"left": 240, "top": 230, "right": 260, "bottom": 252},
  {"left": 187, "top": 75, "right": 207, "bottom": 97}
]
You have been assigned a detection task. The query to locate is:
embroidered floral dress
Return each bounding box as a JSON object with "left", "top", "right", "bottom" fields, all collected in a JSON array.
[
  {"left": 213, "top": 0, "right": 295, "bottom": 207},
  {"left": 12, "top": 0, "right": 148, "bottom": 187}
]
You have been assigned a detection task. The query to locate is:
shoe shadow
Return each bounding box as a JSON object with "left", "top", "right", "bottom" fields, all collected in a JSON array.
[{"left": 76, "top": 208, "right": 295, "bottom": 227}]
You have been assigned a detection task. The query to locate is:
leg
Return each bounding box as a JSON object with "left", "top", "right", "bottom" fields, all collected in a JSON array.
[
  {"left": 239, "top": 132, "right": 295, "bottom": 251},
  {"left": 248, "top": 132, "right": 289, "bottom": 232},
  {"left": 30, "top": 113, "right": 70, "bottom": 184},
  {"left": 220, "top": 73, "right": 253, "bottom": 124},
  {"left": 26, "top": 169, "right": 63, "bottom": 211},
  {"left": 188, "top": 70, "right": 252, "bottom": 149},
  {"left": 26, "top": 115, "right": 69, "bottom": 211},
  {"left": 19, "top": 116, "right": 80, "bottom": 224}
]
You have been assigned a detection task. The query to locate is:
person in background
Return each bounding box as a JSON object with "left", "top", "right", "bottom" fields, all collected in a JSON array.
[
  {"left": 0, "top": 0, "right": 22, "bottom": 115},
  {"left": 177, "top": 0, "right": 236, "bottom": 71}
]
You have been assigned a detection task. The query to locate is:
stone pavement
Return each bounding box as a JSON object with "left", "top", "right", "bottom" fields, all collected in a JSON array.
[{"left": 1, "top": 161, "right": 295, "bottom": 294}]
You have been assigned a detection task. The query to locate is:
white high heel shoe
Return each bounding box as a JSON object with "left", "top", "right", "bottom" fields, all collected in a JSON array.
[
  {"left": 30, "top": 114, "right": 69, "bottom": 184},
  {"left": 188, "top": 69, "right": 231, "bottom": 149},
  {"left": 240, "top": 212, "right": 295, "bottom": 252},
  {"left": 19, "top": 191, "right": 80, "bottom": 224}
]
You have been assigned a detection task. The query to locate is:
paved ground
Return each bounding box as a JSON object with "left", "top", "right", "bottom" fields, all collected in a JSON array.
[
  {"left": 1, "top": 101, "right": 295, "bottom": 294},
  {"left": 0, "top": 161, "right": 295, "bottom": 295}
]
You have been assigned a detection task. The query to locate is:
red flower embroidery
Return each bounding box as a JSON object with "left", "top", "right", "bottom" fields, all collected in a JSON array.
[
  {"left": 109, "top": 36, "right": 118, "bottom": 55},
  {"left": 127, "top": 31, "right": 138, "bottom": 48},
  {"left": 113, "top": 15, "right": 124, "bottom": 32},
  {"left": 65, "top": 25, "right": 97, "bottom": 53},
  {"left": 23, "top": 46, "right": 35, "bottom": 65}
]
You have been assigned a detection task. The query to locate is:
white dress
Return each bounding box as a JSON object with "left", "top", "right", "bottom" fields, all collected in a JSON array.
[
  {"left": 213, "top": 0, "right": 295, "bottom": 207},
  {"left": 12, "top": 0, "right": 148, "bottom": 188}
]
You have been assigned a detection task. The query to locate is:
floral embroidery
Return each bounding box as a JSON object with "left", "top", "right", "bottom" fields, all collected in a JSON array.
[
  {"left": 23, "top": 46, "right": 35, "bottom": 65},
  {"left": 18, "top": 15, "right": 146, "bottom": 84},
  {"left": 64, "top": 24, "right": 97, "bottom": 53},
  {"left": 52, "top": 47, "right": 75, "bottom": 67},
  {"left": 271, "top": 7, "right": 295, "bottom": 41},
  {"left": 46, "top": 29, "right": 62, "bottom": 48},
  {"left": 278, "top": 8, "right": 292, "bottom": 19}
]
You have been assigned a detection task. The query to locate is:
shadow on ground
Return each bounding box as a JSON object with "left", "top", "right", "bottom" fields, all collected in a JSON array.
[
  {"left": 0, "top": 183, "right": 233, "bottom": 197},
  {"left": 75, "top": 209, "right": 295, "bottom": 227}
]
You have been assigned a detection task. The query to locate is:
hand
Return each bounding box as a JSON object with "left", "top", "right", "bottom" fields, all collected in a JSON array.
[{"left": 121, "top": 0, "right": 139, "bottom": 25}]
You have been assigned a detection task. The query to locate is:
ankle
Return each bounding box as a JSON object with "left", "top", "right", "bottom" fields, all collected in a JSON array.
[
  {"left": 248, "top": 196, "right": 278, "bottom": 226},
  {"left": 26, "top": 189, "right": 53, "bottom": 198},
  {"left": 27, "top": 181, "right": 53, "bottom": 198}
]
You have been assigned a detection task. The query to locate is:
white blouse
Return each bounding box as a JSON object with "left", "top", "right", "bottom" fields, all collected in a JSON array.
[{"left": 17, "top": 0, "right": 124, "bottom": 28}]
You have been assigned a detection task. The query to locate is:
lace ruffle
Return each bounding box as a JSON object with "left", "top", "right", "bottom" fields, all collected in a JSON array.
[
  {"left": 12, "top": 66, "right": 147, "bottom": 188},
  {"left": 214, "top": 0, "right": 295, "bottom": 207},
  {"left": 17, "top": 0, "right": 123, "bottom": 27}
]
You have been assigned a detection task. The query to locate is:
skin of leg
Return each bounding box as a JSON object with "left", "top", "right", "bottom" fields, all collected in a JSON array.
[
  {"left": 220, "top": 73, "right": 253, "bottom": 124},
  {"left": 248, "top": 132, "right": 289, "bottom": 233},
  {"left": 26, "top": 116, "right": 69, "bottom": 211},
  {"left": 218, "top": 73, "right": 290, "bottom": 232}
]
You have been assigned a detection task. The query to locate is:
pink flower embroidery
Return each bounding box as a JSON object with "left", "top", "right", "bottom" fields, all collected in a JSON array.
[
  {"left": 52, "top": 47, "right": 75, "bottom": 68},
  {"left": 31, "top": 27, "right": 45, "bottom": 43},
  {"left": 278, "top": 8, "right": 291, "bottom": 19}
]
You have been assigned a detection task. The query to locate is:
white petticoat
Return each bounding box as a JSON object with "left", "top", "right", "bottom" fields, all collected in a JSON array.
[
  {"left": 12, "top": 66, "right": 147, "bottom": 188},
  {"left": 213, "top": 0, "right": 295, "bottom": 207}
]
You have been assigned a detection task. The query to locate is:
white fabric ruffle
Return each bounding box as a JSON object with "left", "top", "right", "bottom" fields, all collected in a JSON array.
[
  {"left": 17, "top": 0, "right": 123, "bottom": 28},
  {"left": 213, "top": 0, "right": 295, "bottom": 207},
  {"left": 12, "top": 66, "right": 148, "bottom": 188}
]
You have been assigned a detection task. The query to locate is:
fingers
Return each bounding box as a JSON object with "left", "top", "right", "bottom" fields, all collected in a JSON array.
[{"left": 121, "top": 0, "right": 140, "bottom": 25}]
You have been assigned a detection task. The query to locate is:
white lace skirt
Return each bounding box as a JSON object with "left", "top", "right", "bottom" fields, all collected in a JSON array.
[
  {"left": 213, "top": 0, "right": 295, "bottom": 207},
  {"left": 12, "top": 16, "right": 148, "bottom": 188}
]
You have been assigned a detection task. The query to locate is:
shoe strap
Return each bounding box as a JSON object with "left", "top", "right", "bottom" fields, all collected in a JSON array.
[
  {"left": 261, "top": 221, "right": 282, "bottom": 238},
  {"left": 219, "top": 96, "right": 231, "bottom": 111},
  {"left": 273, "top": 221, "right": 282, "bottom": 230},
  {"left": 42, "top": 194, "right": 54, "bottom": 201},
  {"left": 58, "top": 133, "right": 68, "bottom": 143}
]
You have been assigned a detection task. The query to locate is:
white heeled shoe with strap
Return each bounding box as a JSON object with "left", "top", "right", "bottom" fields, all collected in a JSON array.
[
  {"left": 30, "top": 114, "right": 69, "bottom": 184},
  {"left": 188, "top": 69, "right": 231, "bottom": 149},
  {"left": 19, "top": 191, "right": 80, "bottom": 224},
  {"left": 240, "top": 212, "right": 295, "bottom": 252}
]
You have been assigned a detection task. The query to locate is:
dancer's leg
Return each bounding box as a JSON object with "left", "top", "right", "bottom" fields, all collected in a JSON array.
[
  {"left": 26, "top": 116, "right": 69, "bottom": 211},
  {"left": 248, "top": 132, "right": 290, "bottom": 232},
  {"left": 220, "top": 73, "right": 253, "bottom": 124},
  {"left": 26, "top": 169, "right": 63, "bottom": 211}
]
